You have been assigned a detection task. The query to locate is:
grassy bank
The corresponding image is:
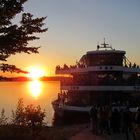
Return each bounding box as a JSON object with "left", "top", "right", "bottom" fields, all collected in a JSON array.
[{"left": 0, "top": 124, "right": 83, "bottom": 140}]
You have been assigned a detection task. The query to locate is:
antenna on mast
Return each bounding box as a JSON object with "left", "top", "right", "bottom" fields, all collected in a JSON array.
[
  {"left": 97, "top": 38, "right": 113, "bottom": 50},
  {"left": 101, "top": 38, "right": 109, "bottom": 48}
]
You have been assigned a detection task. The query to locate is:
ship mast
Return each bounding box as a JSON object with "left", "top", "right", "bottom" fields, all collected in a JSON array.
[{"left": 97, "top": 38, "right": 113, "bottom": 50}]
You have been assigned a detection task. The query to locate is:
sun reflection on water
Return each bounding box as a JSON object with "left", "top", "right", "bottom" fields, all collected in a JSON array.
[{"left": 28, "top": 80, "right": 42, "bottom": 99}]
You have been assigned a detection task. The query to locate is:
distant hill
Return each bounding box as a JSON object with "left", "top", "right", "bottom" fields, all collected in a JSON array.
[
  {"left": 0, "top": 76, "right": 72, "bottom": 82},
  {"left": 0, "top": 76, "right": 30, "bottom": 81},
  {"left": 39, "top": 76, "right": 71, "bottom": 81}
]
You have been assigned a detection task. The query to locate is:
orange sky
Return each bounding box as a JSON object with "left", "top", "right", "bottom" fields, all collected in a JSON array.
[{"left": 1, "top": 0, "right": 140, "bottom": 77}]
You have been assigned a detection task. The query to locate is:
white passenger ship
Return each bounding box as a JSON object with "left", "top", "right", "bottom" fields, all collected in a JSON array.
[{"left": 52, "top": 39, "right": 140, "bottom": 117}]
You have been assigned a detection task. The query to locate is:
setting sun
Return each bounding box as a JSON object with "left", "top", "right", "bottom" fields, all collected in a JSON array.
[{"left": 28, "top": 66, "right": 45, "bottom": 80}]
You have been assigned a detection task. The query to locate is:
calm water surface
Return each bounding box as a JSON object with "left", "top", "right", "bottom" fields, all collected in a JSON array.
[{"left": 0, "top": 81, "right": 60, "bottom": 126}]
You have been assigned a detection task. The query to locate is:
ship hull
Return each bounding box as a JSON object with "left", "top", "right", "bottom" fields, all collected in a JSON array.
[{"left": 52, "top": 100, "right": 91, "bottom": 119}]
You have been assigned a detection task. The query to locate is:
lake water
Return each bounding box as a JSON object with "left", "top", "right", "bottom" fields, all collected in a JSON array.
[{"left": 0, "top": 81, "right": 60, "bottom": 126}]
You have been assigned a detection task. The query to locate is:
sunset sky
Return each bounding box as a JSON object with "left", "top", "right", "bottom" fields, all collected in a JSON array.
[{"left": 2, "top": 0, "right": 140, "bottom": 77}]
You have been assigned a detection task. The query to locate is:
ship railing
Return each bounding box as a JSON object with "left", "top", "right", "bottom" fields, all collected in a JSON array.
[
  {"left": 123, "top": 56, "right": 139, "bottom": 68},
  {"left": 56, "top": 65, "right": 140, "bottom": 75},
  {"left": 56, "top": 64, "right": 87, "bottom": 71}
]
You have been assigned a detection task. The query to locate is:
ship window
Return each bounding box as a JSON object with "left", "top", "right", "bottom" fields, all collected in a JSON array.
[
  {"left": 100, "top": 66, "right": 102, "bottom": 69},
  {"left": 105, "top": 66, "right": 108, "bottom": 69},
  {"left": 98, "top": 74, "right": 107, "bottom": 78},
  {"left": 110, "top": 67, "right": 113, "bottom": 69}
]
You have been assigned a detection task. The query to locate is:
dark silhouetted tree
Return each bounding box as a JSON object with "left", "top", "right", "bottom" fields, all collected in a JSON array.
[
  {"left": 11, "top": 98, "right": 25, "bottom": 126},
  {"left": 12, "top": 98, "right": 46, "bottom": 127},
  {"left": 11, "top": 98, "right": 46, "bottom": 139},
  {"left": 25, "top": 104, "right": 45, "bottom": 127},
  {"left": 24, "top": 104, "right": 45, "bottom": 139},
  {"left": 0, "top": 108, "right": 7, "bottom": 125},
  {"left": 0, "top": 0, "right": 47, "bottom": 73}
]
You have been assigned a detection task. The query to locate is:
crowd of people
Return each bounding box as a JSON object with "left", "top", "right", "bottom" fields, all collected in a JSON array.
[
  {"left": 89, "top": 105, "right": 140, "bottom": 136},
  {"left": 57, "top": 92, "right": 67, "bottom": 106}
]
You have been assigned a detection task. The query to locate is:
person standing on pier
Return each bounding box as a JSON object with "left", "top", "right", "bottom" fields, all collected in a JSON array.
[
  {"left": 135, "top": 106, "right": 140, "bottom": 124},
  {"left": 90, "top": 106, "right": 98, "bottom": 134}
]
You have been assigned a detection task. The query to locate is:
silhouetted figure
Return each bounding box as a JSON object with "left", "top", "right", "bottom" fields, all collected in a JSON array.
[
  {"left": 111, "top": 108, "right": 121, "bottom": 133},
  {"left": 63, "top": 64, "right": 69, "bottom": 69},
  {"left": 98, "top": 106, "right": 111, "bottom": 135},
  {"left": 122, "top": 107, "right": 132, "bottom": 140},
  {"left": 123, "top": 107, "right": 132, "bottom": 132},
  {"left": 135, "top": 106, "right": 140, "bottom": 124},
  {"left": 129, "top": 63, "right": 132, "bottom": 68},
  {"left": 58, "top": 93, "right": 61, "bottom": 101},
  {"left": 61, "top": 92, "right": 65, "bottom": 105},
  {"left": 133, "top": 106, "right": 140, "bottom": 140},
  {"left": 133, "top": 63, "right": 136, "bottom": 68},
  {"left": 120, "top": 108, "right": 125, "bottom": 132},
  {"left": 90, "top": 106, "right": 98, "bottom": 134}
]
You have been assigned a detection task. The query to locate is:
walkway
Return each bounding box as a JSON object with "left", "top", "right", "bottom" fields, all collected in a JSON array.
[{"left": 70, "top": 124, "right": 135, "bottom": 140}]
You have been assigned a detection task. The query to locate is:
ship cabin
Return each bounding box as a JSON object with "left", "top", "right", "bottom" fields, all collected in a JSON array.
[{"left": 56, "top": 41, "right": 140, "bottom": 107}]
